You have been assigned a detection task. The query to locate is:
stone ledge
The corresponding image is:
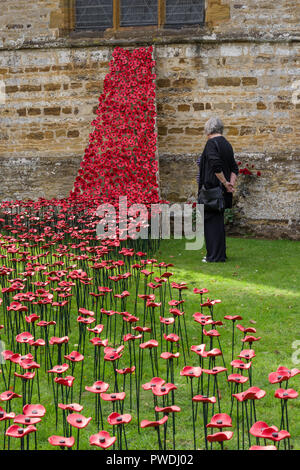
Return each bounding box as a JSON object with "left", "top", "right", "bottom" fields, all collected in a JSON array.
[{"left": 1, "top": 32, "right": 300, "bottom": 52}]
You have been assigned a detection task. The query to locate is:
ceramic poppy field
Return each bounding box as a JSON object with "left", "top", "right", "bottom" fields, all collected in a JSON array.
[
  {"left": 0, "top": 45, "right": 299, "bottom": 451},
  {"left": 0, "top": 203, "right": 299, "bottom": 451}
]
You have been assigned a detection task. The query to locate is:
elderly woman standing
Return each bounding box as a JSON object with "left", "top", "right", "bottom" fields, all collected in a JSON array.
[{"left": 197, "top": 117, "right": 239, "bottom": 262}]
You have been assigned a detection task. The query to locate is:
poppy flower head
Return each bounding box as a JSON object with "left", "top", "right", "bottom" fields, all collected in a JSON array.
[
  {"left": 89, "top": 431, "right": 116, "bottom": 449},
  {"left": 206, "top": 413, "right": 232, "bottom": 429},
  {"left": 180, "top": 366, "right": 202, "bottom": 378},
  {"left": 67, "top": 413, "right": 92, "bottom": 429},
  {"left": 140, "top": 416, "right": 168, "bottom": 428},
  {"left": 107, "top": 412, "right": 132, "bottom": 425},
  {"left": 48, "top": 435, "right": 75, "bottom": 448},
  {"left": 85, "top": 381, "right": 109, "bottom": 394},
  {"left": 206, "top": 431, "right": 233, "bottom": 443},
  {"left": 6, "top": 424, "right": 37, "bottom": 438}
]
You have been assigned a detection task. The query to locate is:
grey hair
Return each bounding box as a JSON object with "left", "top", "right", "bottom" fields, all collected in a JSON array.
[{"left": 204, "top": 117, "right": 224, "bottom": 135}]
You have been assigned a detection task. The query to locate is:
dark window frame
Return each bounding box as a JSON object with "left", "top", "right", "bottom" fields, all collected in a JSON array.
[{"left": 72, "top": 0, "right": 205, "bottom": 33}]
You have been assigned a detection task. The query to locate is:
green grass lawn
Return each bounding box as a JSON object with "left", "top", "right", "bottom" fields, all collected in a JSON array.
[{"left": 1, "top": 237, "right": 299, "bottom": 450}]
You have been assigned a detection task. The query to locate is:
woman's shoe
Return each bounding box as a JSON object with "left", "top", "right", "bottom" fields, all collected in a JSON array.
[{"left": 202, "top": 257, "right": 207, "bottom": 263}]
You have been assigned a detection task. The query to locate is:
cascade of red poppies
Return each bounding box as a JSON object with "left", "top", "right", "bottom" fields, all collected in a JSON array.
[{"left": 70, "top": 46, "right": 160, "bottom": 208}]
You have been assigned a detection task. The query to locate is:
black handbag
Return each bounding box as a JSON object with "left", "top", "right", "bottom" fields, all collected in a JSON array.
[
  {"left": 198, "top": 184, "right": 225, "bottom": 212},
  {"left": 197, "top": 139, "right": 225, "bottom": 212}
]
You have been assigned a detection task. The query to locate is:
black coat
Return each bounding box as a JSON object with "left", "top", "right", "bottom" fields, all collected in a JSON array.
[{"left": 197, "top": 136, "right": 239, "bottom": 209}]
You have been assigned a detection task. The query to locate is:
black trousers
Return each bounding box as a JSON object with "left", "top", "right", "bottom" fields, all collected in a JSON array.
[{"left": 204, "top": 209, "right": 226, "bottom": 262}]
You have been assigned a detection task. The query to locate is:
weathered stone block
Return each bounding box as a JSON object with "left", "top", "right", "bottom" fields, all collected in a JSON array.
[
  {"left": 67, "top": 130, "right": 80, "bottom": 138},
  {"left": 207, "top": 77, "right": 241, "bottom": 86},
  {"left": 178, "top": 104, "right": 190, "bottom": 112},
  {"left": 44, "top": 107, "right": 61, "bottom": 116}
]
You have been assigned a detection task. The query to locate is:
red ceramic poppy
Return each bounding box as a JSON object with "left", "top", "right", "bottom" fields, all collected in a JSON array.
[
  {"left": 202, "top": 367, "right": 227, "bottom": 375},
  {"left": 191, "top": 344, "right": 206, "bottom": 356},
  {"left": 85, "top": 381, "right": 109, "bottom": 394},
  {"left": 132, "top": 326, "right": 151, "bottom": 333},
  {"left": 64, "top": 351, "right": 84, "bottom": 362},
  {"left": 140, "top": 416, "right": 168, "bottom": 428},
  {"left": 14, "top": 371, "right": 35, "bottom": 380},
  {"left": 1, "top": 350, "right": 14, "bottom": 361},
  {"left": 275, "top": 366, "right": 300, "bottom": 379},
  {"left": 37, "top": 320, "right": 56, "bottom": 327},
  {"left": 227, "top": 373, "right": 249, "bottom": 384},
  {"left": 78, "top": 307, "right": 95, "bottom": 317},
  {"left": 6, "top": 424, "right": 36, "bottom": 438},
  {"left": 0, "top": 407, "right": 15, "bottom": 421},
  {"left": 203, "top": 348, "right": 222, "bottom": 358},
  {"left": 0, "top": 390, "right": 22, "bottom": 401},
  {"left": 207, "top": 431, "right": 233, "bottom": 442},
  {"left": 19, "top": 358, "right": 40, "bottom": 370},
  {"left": 203, "top": 329, "right": 220, "bottom": 338},
  {"left": 49, "top": 336, "right": 69, "bottom": 345},
  {"left": 159, "top": 316, "right": 175, "bottom": 325},
  {"left": 241, "top": 335, "right": 261, "bottom": 343},
  {"left": 100, "top": 392, "right": 126, "bottom": 402},
  {"left": 28, "top": 338, "right": 45, "bottom": 347},
  {"left": 180, "top": 366, "right": 202, "bottom": 378},
  {"left": 193, "top": 288, "right": 209, "bottom": 295},
  {"left": 140, "top": 339, "right": 159, "bottom": 349},
  {"left": 48, "top": 435, "right": 75, "bottom": 448},
  {"left": 249, "top": 445, "right": 277, "bottom": 450},
  {"left": 160, "top": 352, "right": 180, "bottom": 360},
  {"left": 238, "top": 349, "right": 256, "bottom": 360},
  {"left": 14, "top": 414, "right": 41, "bottom": 425},
  {"left": 116, "top": 366, "right": 135, "bottom": 375},
  {"left": 104, "top": 346, "right": 124, "bottom": 355},
  {"left": 233, "top": 387, "right": 266, "bottom": 402},
  {"left": 274, "top": 388, "right": 298, "bottom": 399},
  {"left": 23, "top": 404, "right": 46, "bottom": 417},
  {"left": 169, "top": 308, "right": 184, "bottom": 317},
  {"left": 143, "top": 377, "right": 165, "bottom": 391},
  {"left": 16, "top": 332, "right": 34, "bottom": 343},
  {"left": 201, "top": 298, "right": 221, "bottom": 307},
  {"left": 8, "top": 353, "right": 22, "bottom": 364},
  {"left": 268, "top": 370, "right": 290, "bottom": 384},
  {"left": 261, "top": 428, "right": 290, "bottom": 442},
  {"left": 89, "top": 431, "right": 116, "bottom": 449},
  {"left": 107, "top": 412, "right": 132, "bottom": 425},
  {"left": 54, "top": 376, "right": 75, "bottom": 387},
  {"left": 87, "top": 324, "right": 104, "bottom": 334},
  {"left": 231, "top": 359, "right": 252, "bottom": 370},
  {"left": 163, "top": 333, "right": 180, "bottom": 343},
  {"left": 250, "top": 421, "right": 278, "bottom": 438},
  {"left": 67, "top": 413, "right": 92, "bottom": 429},
  {"left": 90, "top": 337, "right": 109, "bottom": 347},
  {"left": 193, "top": 313, "right": 213, "bottom": 325},
  {"left": 25, "top": 314, "right": 40, "bottom": 324},
  {"left": 192, "top": 395, "right": 216, "bottom": 404},
  {"left": 104, "top": 351, "right": 122, "bottom": 362},
  {"left": 171, "top": 282, "right": 188, "bottom": 291},
  {"left": 224, "top": 315, "right": 242, "bottom": 321},
  {"left": 155, "top": 405, "right": 181, "bottom": 413},
  {"left": 48, "top": 363, "right": 69, "bottom": 374},
  {"left": 207, "top": 413, "right": 232, "bottom": 429},
  {"left": 58, "top": 403, "right": 83, "bottom": 412},
  {"left": 123, "top": 333, "right": 142, "bottom": 342},
  {"left": 152, "top": 383, "right": 177, "bottom": 397},
  {"left": 77, "top": 316, "right": 95, "bottom": 325},
  {"left": 236, "top": 324, "right": 256, "bottom": 334}
]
